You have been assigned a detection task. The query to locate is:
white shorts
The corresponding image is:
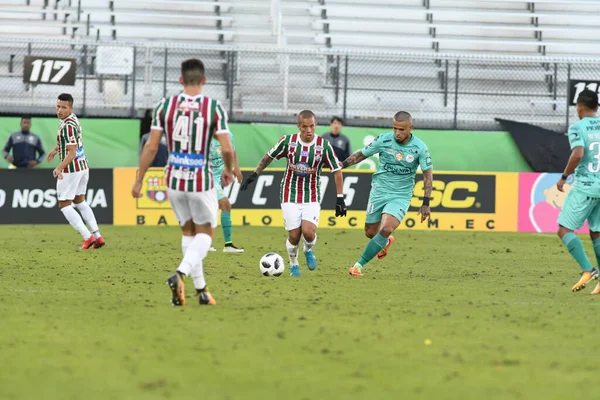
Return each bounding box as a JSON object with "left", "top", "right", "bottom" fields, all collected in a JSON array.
[
  {"left": 57, "top": 169, "right": 89, "bottom": 201},
  {"left": 281, "top": 202, "right": 320, "bottom": 231},
  {"left": 168, "top": 188, "right": 218, "bottom": 227}
]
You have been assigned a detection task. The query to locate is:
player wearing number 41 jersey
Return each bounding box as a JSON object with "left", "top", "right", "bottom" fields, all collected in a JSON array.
[
  {"left": 241, "top": 110, "right": 347, "bottom": 277},
  {"left": 47, "top": 93, "right": 104, "bottom": 250},
  {"left": 133, "top": 58, "right": 235, "bottom": 306},
  {"left": 557, "top": 89, "right": 600, "bottom": 294}
]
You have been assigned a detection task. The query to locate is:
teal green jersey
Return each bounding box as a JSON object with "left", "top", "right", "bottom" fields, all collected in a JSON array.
[
  {"left": 568, "top": 117, "right": 600, "bottom": 196},
  {"left": 210, "top": 131, "right": 235, "bottom": 175},
  {"left": 361, "top": 132, "right": 432, "bottom": 195}
]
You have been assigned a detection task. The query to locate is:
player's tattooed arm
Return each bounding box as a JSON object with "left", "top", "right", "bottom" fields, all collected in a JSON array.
[
  {"left": 423, "top": 168, "right": 433, "bottom": 198},
  {"left": 341, "top": 151, "right": 367, "bottom": 169},
  {"left": 254, "top": 153, "right": 274, "bottom": 175}
]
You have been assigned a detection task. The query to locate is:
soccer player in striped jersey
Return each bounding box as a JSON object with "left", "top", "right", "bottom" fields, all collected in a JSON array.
[
  {"left": 47, "top": 93, "right": 104, "bottom": 250},
  {"left": 132, "top": 59, "right": 234, "bottom": 306},
  {"left": 208, "top": 131, "right": 244, "bottom": 252},
  {"left": 240, "top": 110, "right": 347, "bottom": 277}
]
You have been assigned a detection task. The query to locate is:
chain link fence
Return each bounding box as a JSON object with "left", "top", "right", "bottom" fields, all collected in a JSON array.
[{"left": 1, "top": 36, "right": 599, "bottom": 131}]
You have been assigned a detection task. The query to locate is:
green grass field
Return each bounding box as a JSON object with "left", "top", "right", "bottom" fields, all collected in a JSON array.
[{"left": 0, "top": 225, "right": 597, "bottom": 400}]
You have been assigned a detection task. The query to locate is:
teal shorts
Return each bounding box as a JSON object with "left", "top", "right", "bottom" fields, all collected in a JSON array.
[
  {"left": 213, "top": 170, "right": 227, "bottom": 201},
  {"left": 558, "top": 189, "right": 600, "bottom": 231},
  {"left": 365, "top": 192, "right": 411, "bottom": 225}
]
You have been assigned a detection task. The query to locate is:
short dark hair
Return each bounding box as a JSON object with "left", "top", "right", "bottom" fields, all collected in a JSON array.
[
  {"left": 181, "top": 59, "right": 205, "bottom": 85},
  {"left": 394, "top": 111, "right": 412, "bottom": 122},
  {"left": 577, "top": 89, "right": 599, "bottom": 111},
  {"left": 298, "top": 110, "right": 316, "bottom": 122},
  {"left": 21, "top": 115, "right": 31, "bottom": 121},
  {"left": 330, "top": 116, "right": 344, "bottom": 125},
  {"left": 58, "top": 93, "right": 74, "bottom": 105}
]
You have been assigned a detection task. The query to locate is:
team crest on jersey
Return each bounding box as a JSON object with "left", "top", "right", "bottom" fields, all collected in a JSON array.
[
  {"left": 291, "top": 162, "right": 315, "bottom": 177},
  {"left": 289, "top": 142, "right": 298, "bottom": 148},
  {"left": 406, "top": 154, "right": 415, "bottom": 163},
  {"left": 315, "top": 145, "right": 323, "bottom": 150},
  {"left": 396, "top": 153, "right": 404, "bottom": 161},
  {"left": 145, "top": 175, "right": 168, "bottom": 203}
]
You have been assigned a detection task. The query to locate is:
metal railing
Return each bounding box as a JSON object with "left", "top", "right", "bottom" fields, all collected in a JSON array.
[{"left": 1, "top": 36, "right": 599, "bottom": 131}]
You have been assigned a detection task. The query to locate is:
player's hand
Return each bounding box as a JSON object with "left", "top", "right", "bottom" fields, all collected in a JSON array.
[
  {"left": 46, "top": 151, "right": 56, "bottom": 162},
  {"left": 418, "top": 205, "right": 431, "bottom": 222},
  {"left": 557, "top": 178, "right": 566, "bottom": 192},
  {"left": 52, "top": 167, "right": 63, "bottom": 180},
  {"left": 28, "top": 160, "right": 38, "bottom": 168},
  {"left": 335, "top": 195, "right": 347, "bottom": 217},
  {"left": 221, "top": 170, "right": 234, "bottom": 188},
  {"left": 131, "top": 180, "right": 143, "bottom": 198},
  {"left": 235, "top": 170, "right": 244, "bottom": 184},
  {"left": 6, "top": 155, "right": 14, "bottom": 164},
  {"left": 240, "top": 172, "right": 258, "bottom": 191}
]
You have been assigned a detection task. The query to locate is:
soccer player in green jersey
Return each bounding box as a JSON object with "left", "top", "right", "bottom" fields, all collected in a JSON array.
[
  {"left": 209, "top": 131, "right": 244, "bottom": 252},
  {"left": 341, "top": 111, "right": 433, "bottom": 276},
  {"left": 557, "top": 89, "right": 600, "bottom": 293}
]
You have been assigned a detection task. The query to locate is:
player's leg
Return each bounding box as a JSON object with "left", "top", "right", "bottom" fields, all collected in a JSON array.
[
  {"left": 208, "top": 178, "right": 224, "bottom": 251},
  {"left": 349, "top": 195, "right": 386, "bottom": 276},
  {"left": 557, "top": 190, "right": 597, "bottom": 292},
  {"left": 586, "top": 198, "right": 600, "bottom": 294},
  {"left": 72, "top": 170, "right": 105, "bottom": 248},
  {"left": 300, "top": 203, "right": 319, "bottom": 271},
  {"left": 57, "top": 171, "right": 94, "bottom": 248},
  {"left": 282, "top": 202, "right": 303, "bottom": 277},
  {"left": 219, "top": 196, "right": 244, "bottom": 253}
]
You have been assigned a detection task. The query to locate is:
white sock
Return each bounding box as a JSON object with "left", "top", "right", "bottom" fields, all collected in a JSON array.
[
  {"left": 177, "top": 233, "right": 212, "bottom": 278},
  {"left": 286, "top": 239, "right": 299, "bottom": 266},
  {"left": 61, "top": 205, "right": 91, "bottom": 240},
  {"left": 181, "top": 235, "right": 193, "bottom": 257},
  {"left": 302, "top": 234, "right": 317, "bottom": 253},
  {"left": 191, "top": 259, "right": 206, "bottom": 290},
  {"left": 74, "top": 201, "right": 101, "bottom": 238}
]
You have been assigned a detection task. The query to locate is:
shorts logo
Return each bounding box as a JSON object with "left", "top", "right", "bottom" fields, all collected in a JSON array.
[
  {"left": 396, "top": 153, "right": 404, "bottom": 161},
  {"left": 406, "top": 154, "right": 415, "bottom": 163}
]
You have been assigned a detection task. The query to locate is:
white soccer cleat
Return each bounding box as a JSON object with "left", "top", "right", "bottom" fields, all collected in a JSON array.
[
  {"left": 223, "top": 243, "right": 244, "bottom": 253},
  {"left": 209, "top": 246, "right": 217, "bottom": 252}
]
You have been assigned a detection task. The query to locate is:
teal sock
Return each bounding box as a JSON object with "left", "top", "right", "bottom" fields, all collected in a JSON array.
[
  {"left": 592, "top": 237, "right": 600, "bottom": 268},
  {"left": 357, "top": 233, "right": 389, "bottom": 268},
  {"left": 221, "top": 211, "right": 232, "bottom": 244},
  {"left": 562, "top": 232, "right": 594, "bottom": 272}
]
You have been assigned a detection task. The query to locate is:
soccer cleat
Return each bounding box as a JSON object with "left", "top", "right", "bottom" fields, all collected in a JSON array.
[
  {"left": 197, "top": 289, "right": 216, "bottom": 305},
  {"left": 223, "top": 243, "right": 244, "bottom": 253},
  {"left": 209, "top": 246, "right": 217, "bottom": 252},
  {"left": 349, "top": 266, "right": 363, "bottom": 277},
  {"left": 92, "top": 237, "right": 105, "bottom": 249},
  {"left": 376, "top": 235, "right": 395, "bottom": 261},
  {"left": 166, "top": 273, "right": 185, "bottom": 306},
  {"left": 290, "top": 265, "right": 302, "bottom": 277},
  {"left": 304, "top": 249, "right": 317, "bottom": 271},
  {"left": 571, "top": 269, "right": 599, "bottom": 292},
  {"left": 81, "top": 236, "right": 96, "bottom": 250}
]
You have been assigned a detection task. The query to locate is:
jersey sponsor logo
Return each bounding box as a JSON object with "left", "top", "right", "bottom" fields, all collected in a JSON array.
[
  {"left": 290, "top": 162, "right": 316, "bottom": 177},
  {"left": 315, "top": 145, "right": 323, "bottom": 150},
  {"left": 177, "top": 100, "right": 201, "bottom": 112},
  {"left": 406, "top": 154, "right": 415, "bottom": 163},
  {"left": 168, "top": 152, "right": 205, "bottom": 168},
  {"left": 75, "top": 147, "right": 85, "bottom": 159},
  {"left": 410, "top": 175, "right": 495, "bottom": 213},
  {"left": 300, "top": 150, "right": 309, "bottom": 157},
  {"left": 289, "top": 142, "right": 298, "bottom": 148},
  {"left": 383, "top": 163, "right": 412, "bottom": 175},
  {"left": 426, "top": 157, "right": 432, "bottom": 166}
]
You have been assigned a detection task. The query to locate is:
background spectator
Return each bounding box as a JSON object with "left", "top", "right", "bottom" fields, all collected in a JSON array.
[
  {"left": 3, "top": 115, "right": 45, "bottom": 168},
  {"left": 321, "top": 116, "right": 351, "bottom": 162}
]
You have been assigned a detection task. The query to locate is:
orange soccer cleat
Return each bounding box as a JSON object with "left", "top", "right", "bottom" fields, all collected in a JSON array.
[
  {"left": 572, "top": 269, "right": 598, "bottom": 292},
  {"left": 197, "top": 289, "right": 216, "bottom": 305},
  {"left": 349, "top": 266, "right": 363, "bottom": 277},
  {"left": 166, "top": 273, "right": 186, "bottom": 306},
  {"left": 376, "top": 235, "right": 395, "bottom": 261},
  {"left": 93, "top": 237, "right": 105, "bottom": 249},
  {"left": 81, "top": 236, "right": 96, "bottom": 250}
]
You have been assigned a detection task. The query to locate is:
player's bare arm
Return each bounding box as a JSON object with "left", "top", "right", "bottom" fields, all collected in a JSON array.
[
  {"left": 132, "top": 129, "right": 162, "bottom": 198},
  {"left": 240, "top": 153, "right": 273, "bottom": 191},
  {"left": 418, "top": 168, "right": 433, "bottom": 222},
  {"left": 53, "top": 144, "right": 76, "bottom": 179},
  {"left": 47, "top": 145, "right": 59, "bottom": 162},
  {"left": 341, "top": 150, "right": 367, "bottom": 169},
  {"left": 557, "top": 146, "right": 584, "bottom": 192},
  {"left": 233, "top": 151, "right": 243, "bottom": 183},
  {"left": 216, "top": 133, "right": 235, "bottom": 187}
]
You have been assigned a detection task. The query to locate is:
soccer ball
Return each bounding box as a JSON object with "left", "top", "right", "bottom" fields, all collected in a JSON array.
[{"left": 259, "top": 252, "right": 285, "bottom": 277}]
